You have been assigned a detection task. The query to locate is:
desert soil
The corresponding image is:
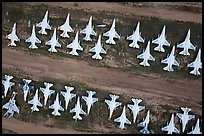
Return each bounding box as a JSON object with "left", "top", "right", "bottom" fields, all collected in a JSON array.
[{"left": 2, "top": 2, "right": 202, "bottom": 134}]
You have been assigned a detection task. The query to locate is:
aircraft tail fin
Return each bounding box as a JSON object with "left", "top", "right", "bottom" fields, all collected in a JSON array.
[
  {"left": 163, "top": 66, "right": 173, "bottom": 72},
  {"left": 106, "top": 38, "right": 116, "bottom": 45},
  {"left": 140, "top": 61, "right": 150, "bottom": 67},
  {"left": 154, "top": 45, "right": 165, "bottom": 52},
  {"left": 92, "top": 54, "right": 102, "bottom": 60},
  {"left": 179, "top": 50, "right": 190, "bottom": 56},
  {"left": 129, "top": 42, "right": 140, "bottom": 48}
]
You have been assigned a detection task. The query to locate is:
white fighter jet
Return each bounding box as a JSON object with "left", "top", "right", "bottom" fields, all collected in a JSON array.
[
  {"left": 177, "top": 29, "right": 196, "bottom": 55},
  {"left": 114, "top": 105, "right": 131, "bottom": 129},
  {"left": 45, "top": 28, "right": 62, "bottom": 53},
  {"left": 60, "top": 86, "right": 76, "bottom": 110},
  {"left": 82, "top": 90, "right": 98, "bottom": 115},
  {"left": 40, "top": 82, "right": 55, "bottom": 106},
  {"left": 161, "top": 45, "right": 179, "bottom": 72},
  {"left": 137, "top": 41, "right": 155, "bottom": 67},
  {"left": 103, "top": 19, "right": 120, "bottom": 45},
  {"left": 58, "top": 13, "right": 74, "bottom": 38},
  {"left": 188, "top": 118, "right": 202, "bottom": 134},
  {"left": 67, "top": 31, "right": 83, "bottom": 56},
  {"left": 36, "top": 10, "right": 51, "bottom": 35},
  {"left": 126, "top": 22, "right": 144, "bottom": 48},
  {"left": 6, "top": 23, "right": 20, "bottom": 46},
  {"left": 25, "top": 25, "right": 41, "bottom": 49},
  {"left": 2, "top": 92, "right": 19, "bottom": 118},
  {"left": 105, "top": 94, "right": 122, "bottom": 119},
  {"left": 2, "top": 75, "right": 15, "bottom": 98},
  {"left": 127, "top": 98, "right": 145, "bottom": 123},
  {"left": 176, "top": 107, "right": 195, "bottom": 133},
  {"left": 152, "top": 25, "right": 170, "bottom": 52},
  {"left": 89, "top": 34, "right": 106, "bottom": 60},
  {"left": 28, "top": 89, "right": 43, "bottom": 113},
  {"left": 49, "top": 93, "right": 64, "bottom": 116},
  {"left": 161, "top": 114, "right": 180, "bottom": 134},
  {"left": 80, "top": 16, "right": 96, "bottom": 41},
  {"left": 70, "top": 96, "right": 86, "bottom": 121},
  {"left": 19, "top": 79, "right": 34, "bottom": 102},
  {"left": 187, "top": 49, "right": 202, "bottom": 76},
  {"left": 137, "top": 110, "right": 151, "bottom": 134}
]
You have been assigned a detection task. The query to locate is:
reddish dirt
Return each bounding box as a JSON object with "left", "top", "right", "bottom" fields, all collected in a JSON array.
[
  {"left": 26, "top": 2, "right": 202, "bottom": 24},
  {"left": 2, "top": 117, "right": 84, "bottom": 134},
  {"left": 2, "top": 47, "right": 202, "bottom": 102}
]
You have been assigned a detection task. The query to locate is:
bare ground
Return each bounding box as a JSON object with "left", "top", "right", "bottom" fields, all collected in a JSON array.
[
  {"left": 25, "top": 2, "right": 202, "bottom": 24},
  {"left": 2, "top": 2, "right": 202, "bottom": 134}
]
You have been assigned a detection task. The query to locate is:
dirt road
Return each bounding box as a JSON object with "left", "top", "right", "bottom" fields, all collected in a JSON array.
[
  {"left": 2, "top": 47, "right": 202, "bottom": 102},
  {"left": 26, "top": 2, "right": 202, "bottom": 24},
  {"left": 2, "top": 117, "right": 83, "bottom": 134}
]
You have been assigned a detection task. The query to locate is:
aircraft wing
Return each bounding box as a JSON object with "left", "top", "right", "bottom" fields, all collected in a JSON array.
[
  {"left": 187, "top": 61, "right": 194, "bottom": 68},
  {"left": 173, "top": 60, "right": 179, "bottom": 66},
  {"left": 40, "top": 87, "right": 45, "bottom": 94},
  {"left": 103, "top": 30, "right": 110, "bottom": 37},
  {"left": 149, "top": 54, "right": 155, "bottom": 61},
  {"left": 89, "top": 46, "right": 96, "bottom": 53},
  {"left": 46, "top": 23, "right": 51, "bottom": 30},
  {"left": 92, "top": 98, "right": 98, "bottom": 103},
  {"left": 176, "top": 113, "right": 183, "bottom": 120},
  {"left": 77, "top": 44, "right": 83, "bottom": 51},
  {"left": 91, "top": 29, "right": 96, "bottom": 36},
  {"left": 114, "top": 116, "right": 121, "bottom": 123},
  {"left": 45, "top": 40, "right": 51, "bottom": 45},
  {"left": 114, "top": 31, "right": 120, "bottom": 39},
  {"left": 36, "top": 22, "right": 42, "bottom": 27},
  {"left": 161, "top": 125, "right": 169, "bottom": 131},
  {"left": 80, "top": 27, "right": 87, "bottom": 34},
  {"left": 70, "top": 107, "right": 76, "bottom": 113},
  {"left": 56, "top": 41, "right": 62, "bottom": 48},
  {"left": 28, "top": 99, "right": 34, "bottom": 105},
  {"left": 60, "top": 91, "right": 66, "bottom": 97},
  {"left": 2, "top": 102, "right": 10, "bottom": 109},
  {"left": 12, "top": 104, "right": 20, "bottom": 113},
  {"left": 174, "top": 127, "right": 180, "bottom": 133},
  {"left": 161, "top": 57, "right": 169, "bottom": 64},
  {"left": 127, "top": 34, "right": 133, "bottom": 40},
  {"left": 36, "top": 37, "right": 41, "bottom": 43},
  {"left": 137, "top": 52, "right": 144, "bottom": 59},
  {"left": 164, "top": 39, "right": 170, "bottom": 46},
  {"left": 152, "top": 37, "right": 159, "bottom": 44},
  {"left": 138, "top": 121, "right": 145, "bottom": 127},
  {"left": 139, "top": 35, "right": 144, "bottom": 43},
  {"left": 188, "top": 115, "right": 195, "bottom": 120},
  {"left": 82, "top": 96, "right": 88, "bottom": 103},
  {"left": 14, "top": 34, "right": 20, "bottom": 41},
  {"left": 49, "top": 103, "right": 55, "bottom": 109},
  {"left": 177, "top": 42, "right": 184, "bottom": 48},
  {"left": 10, "top": 82, "right": 15, "bottom": 87},
  {"left": 100, "top": 46, "right": 106, "bottom": 54},
  {"left": 59, "top": 104, "right": 64, "bottom": 111},
  {"left": 189, "top": 42, "right": 196, "bottom": 50},
  {"left": 126, "top": 118, "right": 131, "bottom": 124},
  {"left": 80, "top": 108, "right": 86, "bottom": 115},
  {"left": 105, "top": 100, "right": 111, "bottom": 107},
  {"left": 139, "top": 106, "right": 145, "bottom": 111},
  {"left": 115, "top": 102, "right": 122, "bottom": 107},
  {"left": 127, "top": 104, "right": 133, "bottom": 111}
]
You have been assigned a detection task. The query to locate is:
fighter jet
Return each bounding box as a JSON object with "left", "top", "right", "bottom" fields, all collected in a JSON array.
[
  {"left": 176, "top": 107, "right": 195, "bottom": 133},
  {"left": 137, "top": 41, "right": 155, "bottom": 67},
  {"left": 70, "top": 96, "right": 86, "bottom": 121},
  {"left": 40, "top": 82, "right": 55, "bottom": 106},
  {"left": 60, "top": 86, "right": 76, "bottom": 110},
  {"left": 187, "top": 118, "right": 202, "bottom": 134},
  {"left": 2, "top": 75, "right": 15, "bottom": 98},
  {"left": 177, "top": 29, "right": 196, "bottom": 55},
  {"left": 89, "top": 34, "right": 106, "bottom": 60},
  {"left": 152, "top": 25, "right": 170, "bottom": 52},
  {"left": 36, "top": 10, "right": 51, "bottom": 35},
  {"left": 126, "top": 22, "right": 144, "bottom": 48},
  {"left": 82, "top": 90, "right": 98, "bottom": 115},
  {"left": 45, "top": 28, "right": 62, "bottom": 53},
  {"left": 187, "top": 49, "right": 202, "bottom": 76},
  {"left": 80, "top": 16, "right": 96, "bottom": 41},
  {"left": 2, "top": 92, "right": 19, "bottom": 118},
  {"left": 114, "top": 105, "right": 131, "bottom": 129},
  {"left": 28, "top": 89, "right": 43, "bottom": 112},
  {"left": 58, "top": 13, "right": 74, "bottom": 38},
  {"left": 127, "top": 98, "right": 145, "bottom": 123},
  {"left": 49, "top": 93, "right": 64, "bottom": 116},
  {"left": 19, "top": 79, "right": 34, "bottom": 102},
  {"left": 103, "top": 19, "right": 120, "bottom": 45},
  {"left": 67, "top": 31, "right": 83, "bottom": 56},
  {"left": 25, "top": 25, "right": 41, "bottom": 49},
  {"left": 161, "top": 45, "right": 179, "bottom": 72},
  {"left": 137, "top": 110, "right": 151, "bottom": 134},
  {"left": 6, "top": 23, "right": 20, "bottom": 46},
  {"left": 161, "top": 114, "right": 180, "bottom": 134},
  {"left": 105, "top": 94, "right": 122, "bottom": 119}
]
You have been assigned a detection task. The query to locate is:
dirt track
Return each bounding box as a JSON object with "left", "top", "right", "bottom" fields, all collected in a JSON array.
[
  {"left": 2, "top": 117, "right": 83, "bottom": 134},
  {"left": 2, "top": 47, "right": 202, "bottom": 102},
  {"left": 26, "top": 2, "right": 202, "bottom": 24}
]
